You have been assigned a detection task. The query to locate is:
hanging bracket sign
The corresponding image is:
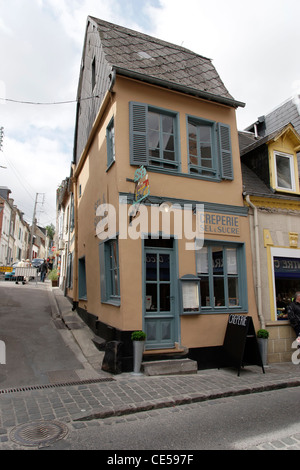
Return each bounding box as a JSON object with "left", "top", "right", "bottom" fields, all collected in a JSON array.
[{"left": 133, "top": 166, "right": 150, "bottom": 205}]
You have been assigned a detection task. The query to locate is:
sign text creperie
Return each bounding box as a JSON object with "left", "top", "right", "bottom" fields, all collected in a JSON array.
[{"left": 199, "top": 212, "right": 240, "bottom": 236}]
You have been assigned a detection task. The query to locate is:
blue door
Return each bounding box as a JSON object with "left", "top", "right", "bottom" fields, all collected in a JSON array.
[{"left": 144, "top": 246, "right": 177, "bottom": 349}]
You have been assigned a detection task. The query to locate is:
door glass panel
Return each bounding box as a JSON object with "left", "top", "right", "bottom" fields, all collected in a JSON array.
[
  {"left": 146, "top": 283, "right": 157, "bottom": 312},
  {"left": 160, "top": 284, "right": 170, "bottom": 311},
  {"left": 146, "top": 253, "right": 157, "bottom": 281},
  {"left": 159, "top": 254, "right": 170, "bottom": 281}
]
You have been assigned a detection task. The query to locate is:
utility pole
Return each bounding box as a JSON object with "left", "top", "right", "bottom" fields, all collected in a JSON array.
[
  {"left": 0, "top": 127, "right": 6, "bottom": 168},
  {"left": 0, "top": 127, "right": 4, "bottom": 151}
]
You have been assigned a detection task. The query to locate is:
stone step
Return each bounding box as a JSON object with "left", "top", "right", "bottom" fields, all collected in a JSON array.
[{"left": 142, "top": 358, "right": 198, "bottom": 376}]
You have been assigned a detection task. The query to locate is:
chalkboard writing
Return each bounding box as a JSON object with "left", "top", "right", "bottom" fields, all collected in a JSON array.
[
  {"left": 221, "top": 314, "right": 265, "bottom": 376},
  {"left": 228, "top": 314, "right": 247, "bottom": 326}
]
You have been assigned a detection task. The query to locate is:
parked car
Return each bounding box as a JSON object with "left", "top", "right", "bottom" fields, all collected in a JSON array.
[
  {"left": 5, "top": 261, "right": 19, "bottom": 281},
  {"left": 31, "top": 258, "right": 44, "bottom": 272}
]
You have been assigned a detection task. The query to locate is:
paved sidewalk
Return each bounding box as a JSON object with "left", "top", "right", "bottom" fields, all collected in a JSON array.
[{"left": 0, "top": 286, "right": 300, "bottom": 448}]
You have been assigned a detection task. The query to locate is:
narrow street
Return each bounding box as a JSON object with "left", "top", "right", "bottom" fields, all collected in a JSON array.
[{"left": 0, "top": 280, "right": 90, "bottom": 389}]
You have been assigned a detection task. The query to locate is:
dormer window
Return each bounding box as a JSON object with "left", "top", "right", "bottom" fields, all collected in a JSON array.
[{"left": 274, "top": 151, "right": 295, "bottom": 191}]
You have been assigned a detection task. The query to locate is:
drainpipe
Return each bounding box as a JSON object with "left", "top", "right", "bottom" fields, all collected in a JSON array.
[{"left": 245, "top": 195, "right": 265, "bottom": 329}]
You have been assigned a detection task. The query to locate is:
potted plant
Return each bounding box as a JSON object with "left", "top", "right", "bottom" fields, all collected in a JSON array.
[
  {"left": 131, "top": 331, "right": 146, "bottom": 375},
  {"left": 257, "top": 329, "right": 269, "bottom": 366},
  {"left": 48, "top": 268, "right": 58, "bottom": 287}
]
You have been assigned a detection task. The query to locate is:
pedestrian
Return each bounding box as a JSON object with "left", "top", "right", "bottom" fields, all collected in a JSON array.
[
  {"left": 286, "top": 292, "right": 300, "bottom": 342},
  {"left": 40, "top": 259, "right": 48, "bottom": 282},
  {"left": 23, "top": 259, "right": 31, "bottom": 284},
  {"left": 15, "top": 259, "right": 26, "bottom": 284}
]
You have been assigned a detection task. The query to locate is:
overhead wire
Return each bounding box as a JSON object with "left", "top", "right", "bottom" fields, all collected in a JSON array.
[
  {"left": 0, "top": 95, "right": 100, "bottom": 106},
  {"left": 1, "top": 151, "right": 56, "bottom": 226}
]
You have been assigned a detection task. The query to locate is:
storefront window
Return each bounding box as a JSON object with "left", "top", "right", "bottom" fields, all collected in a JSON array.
[
  {"left": 273, "top": 256, "right": 300, "bottom": 320},
  {"left": 196, "top": 242, "right": 246, "bottom": 312}
]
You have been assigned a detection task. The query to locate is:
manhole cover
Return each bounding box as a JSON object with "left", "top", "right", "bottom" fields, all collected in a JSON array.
[{"left": 10, "top": 420, "right": 68, "bottom": 447}]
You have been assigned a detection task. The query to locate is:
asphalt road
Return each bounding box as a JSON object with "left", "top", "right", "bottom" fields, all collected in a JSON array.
[{"left": 0, "top": 281, "right": 84, "bottom": 389}]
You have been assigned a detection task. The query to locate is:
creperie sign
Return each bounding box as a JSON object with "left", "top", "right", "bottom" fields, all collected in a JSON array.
[{"left": 199, "top": 212, "right": 240, "bottom": 236}]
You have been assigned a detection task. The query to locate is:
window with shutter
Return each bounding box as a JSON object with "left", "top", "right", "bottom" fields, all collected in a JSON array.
[
  {"left": 187, "top": 118, "right": 233, "bottom": 181},
  {"left": 130, "top": 102, "right": 179, "bottom": 171},
  {"left": 218, "top": 123, "right": 233, "bottom": 180},
  {"left": 130, "top": 102, "right": 148, "bottom": 166},
  {"left": 106, "top": 117, "right": 115, "bottom": 169},
  {"left": 187, "top": 117, "right": 217, "bottom": 178},
  {"left": 99, "top": 237, "right": 120, "bottom": 305}
]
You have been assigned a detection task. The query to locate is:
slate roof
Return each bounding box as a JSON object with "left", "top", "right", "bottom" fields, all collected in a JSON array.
[
  {"left": 239, "top": 127, "right": 288, "bottom": 157},
  {"left": 241, "top": 163, "right": 300, "bottom": 201},
  {"left": 240, "top": 123, "right": 300, "bottom": 157},
  {"left": 89, "top": 17, "right": 243, "bottom": 108},
  {"left": 245, "top": 97, "right": 300, "bottom": 137},
  {"left": 238, "top": 131, "right": 258, "bottom": 154}
]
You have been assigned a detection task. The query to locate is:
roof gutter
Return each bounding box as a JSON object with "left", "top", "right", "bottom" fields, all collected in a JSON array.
[{"left": 113, "top": 66, "right": 245, "bottom": 109}]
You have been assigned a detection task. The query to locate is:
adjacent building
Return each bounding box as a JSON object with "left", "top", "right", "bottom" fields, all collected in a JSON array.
[
  {"left": 0, "top": 187, "right": 13, "bottom": 265},
  {"left": 64, "top": 17, "right": 261, "bottom": 371},
  {"left": 0, "top": 186, "right": 31, "bottom": 265},
  {"left": 240, "top": 106, "right": 300, "bottom": 362},
  {"left": 55, "top": 176, "right": 73, "bottom": 291},
  {"left": 0, "top": 186, "right": 50, "bottom": 266}
]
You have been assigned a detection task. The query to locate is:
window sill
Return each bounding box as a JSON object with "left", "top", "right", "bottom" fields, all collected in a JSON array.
[
  {"left": 148, "top": 167, "right": 221, "bottom": 182},
  {"left": 180, "top": 308, "right": 247, "bottom": 315},
  {"left": 101, "top": 299, "right": 121, "bottom": 307},
  {"left": 274, "top": 187, "right": 300, "bottom": 195}
]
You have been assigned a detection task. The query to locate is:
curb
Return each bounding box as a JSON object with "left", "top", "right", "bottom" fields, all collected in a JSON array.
[{"left": 73, "top": 378, "right": 300, "bottom": 422}]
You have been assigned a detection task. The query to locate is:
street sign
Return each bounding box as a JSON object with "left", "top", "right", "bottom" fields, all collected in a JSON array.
[
  {"left": 51, "top": 246, "right": 56, "bottom": 252},
  {"left": 0, "top": 266, "right": 12, "bottom": 272}
]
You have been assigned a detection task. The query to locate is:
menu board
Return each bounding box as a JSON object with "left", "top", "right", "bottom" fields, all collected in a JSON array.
[
  {"left": 221, "top": 314, "right": 265, "bottom": 376},
  {"left": 180, "top": 275, "right": 200, "bottom": 315},
  {"left": 182, "top": 281, "right": 200, "bottom": 313}
]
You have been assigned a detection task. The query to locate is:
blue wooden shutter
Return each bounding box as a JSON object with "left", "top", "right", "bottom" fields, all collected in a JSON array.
[
  {"left": 129, "top": 102, "right": 148, "bottom": 166},
  {"left": 218, "top": 123, "right": 233, "bottom": 180}
]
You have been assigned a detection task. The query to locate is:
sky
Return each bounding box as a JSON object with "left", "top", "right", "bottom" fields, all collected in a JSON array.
[{"left": 0, "top": 0, "right": 299, "bottom": 228}]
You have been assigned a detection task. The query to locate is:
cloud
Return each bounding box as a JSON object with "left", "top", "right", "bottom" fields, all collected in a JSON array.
[{"left": 1, "top": 135, "right": 71, "bottom": 226}]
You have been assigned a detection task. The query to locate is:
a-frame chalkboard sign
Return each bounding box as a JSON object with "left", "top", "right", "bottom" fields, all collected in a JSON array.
[{"left": 221, "top": 314, "right": 265, "bottom": 376}]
